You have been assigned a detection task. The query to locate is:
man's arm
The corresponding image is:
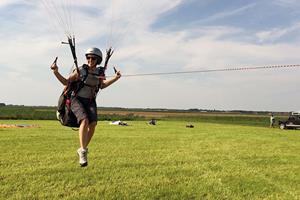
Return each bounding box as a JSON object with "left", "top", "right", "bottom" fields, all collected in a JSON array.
[
  {"left": 101, "top": 70, "right": 121, "bottom": 89},
  {"left": 50, "top": 59, "right": 68, "bottom": 85}
]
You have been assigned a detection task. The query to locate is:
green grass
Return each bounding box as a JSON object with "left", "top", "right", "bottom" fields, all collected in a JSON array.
[{"left": 0, "top": 120, "right": 299, "bottom": 199}]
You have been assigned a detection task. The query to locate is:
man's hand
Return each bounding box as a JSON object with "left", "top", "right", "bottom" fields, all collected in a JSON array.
[
  {"left": 114, "top": 67, "right": 121, "bottom": 79},
  {"left": 50, "top": 57, "right": 58, "bottom": 72},
  {"left": 116, "top": 71, "right": 121, "bottom": 79}
]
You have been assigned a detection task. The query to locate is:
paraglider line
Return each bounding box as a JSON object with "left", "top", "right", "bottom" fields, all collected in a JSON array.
[{"left": 112, "top": 64, "right": 300, "bottom": 78}]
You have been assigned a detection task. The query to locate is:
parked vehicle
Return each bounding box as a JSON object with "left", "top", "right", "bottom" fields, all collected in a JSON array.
[
  {"left": 278, "top": 114, "right": 300, "bottom": 130},
  {"left": 291, "top": 111, "right": 300, "bottom": 116}
]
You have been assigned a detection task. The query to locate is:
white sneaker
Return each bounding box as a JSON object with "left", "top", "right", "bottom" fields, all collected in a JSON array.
[
  {"left": 77, "top": 148, "right": 88, "bottom": 167},
  {"left": 56, "top": 111, "right": 61, "bottom": 121}
]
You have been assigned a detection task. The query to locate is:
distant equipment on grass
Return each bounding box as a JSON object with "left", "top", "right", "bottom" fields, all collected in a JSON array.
[
  {"left": 186, "top": 124, "right": 194, "bottom": 128},
  {"left": 109, "top": 120, "right": 128, "bottom": 126},
  {"left": 148, "top": 119, "right": 157, "bottom": 125}
]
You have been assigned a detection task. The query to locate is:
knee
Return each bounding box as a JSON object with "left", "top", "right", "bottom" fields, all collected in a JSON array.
[
  {"left": 81, "top": 118, "right": 90, "bottom": 127},
  {"left": 89, "top": 121, "right": 97, "bottom": 129}
]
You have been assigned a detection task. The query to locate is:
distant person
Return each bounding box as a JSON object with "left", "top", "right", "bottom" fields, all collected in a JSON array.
[
  {"left": 51, "top": 47, "right": 121, "bottom": 167},
  {"left": 270, "top": 114, "right": 275, "bottom": 128}
]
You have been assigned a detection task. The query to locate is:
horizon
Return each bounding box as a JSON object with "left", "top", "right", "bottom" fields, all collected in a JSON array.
[{"left": 0, "top": 102, "right": 296, "bottom": 113}]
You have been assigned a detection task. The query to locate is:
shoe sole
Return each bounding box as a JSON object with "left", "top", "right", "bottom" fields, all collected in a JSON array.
[{"left": 80, "top": 162, "right": 88, "bottom": 167}]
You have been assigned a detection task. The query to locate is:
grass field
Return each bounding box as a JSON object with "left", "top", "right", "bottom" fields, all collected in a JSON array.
[{"left": 0, "top": 119, "right": 299, "bottom": 199}]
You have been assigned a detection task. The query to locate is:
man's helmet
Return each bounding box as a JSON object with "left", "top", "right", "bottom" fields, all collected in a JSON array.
[{"left": 85, "top": 47, "right": 103, "bottom": 65}]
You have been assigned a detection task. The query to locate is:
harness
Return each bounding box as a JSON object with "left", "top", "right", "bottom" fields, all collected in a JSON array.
[
  {"left": 57, "top": 65, "right": 106, "bottom": 128},
  {"left": 65, "top": 64, "right": 106, "bottom": 99},
  {"left": 57, "top": 36, "right": 109, "bottom": 128}
]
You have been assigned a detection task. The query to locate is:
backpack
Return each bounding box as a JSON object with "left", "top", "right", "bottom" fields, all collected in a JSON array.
[{"left": 56, "top": 65, "right": 105, "bottom": 127}]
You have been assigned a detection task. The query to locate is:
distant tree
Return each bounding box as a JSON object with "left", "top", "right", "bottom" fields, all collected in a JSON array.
[
  {"left": 0, "top": 103, "right": 5, "bottom": 107},
  {"left": 188, "top": 108, "right": 199, "bottom": 112}
]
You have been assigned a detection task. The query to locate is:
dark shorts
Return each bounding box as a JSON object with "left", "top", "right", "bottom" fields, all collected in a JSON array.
[{"left": 71, "top": 96, "right": 98, "bottom": 124}]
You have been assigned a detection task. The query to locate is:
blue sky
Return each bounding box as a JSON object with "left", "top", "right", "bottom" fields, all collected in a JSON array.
[
  {"left": 1, "top": 0, "right": 300, "bottom": 111},
  {"left": 155, "top": 0, "right": 299, "bottom": 30},
  {"left": 153, "top": 0, "right": 300, "bottom": 43}
]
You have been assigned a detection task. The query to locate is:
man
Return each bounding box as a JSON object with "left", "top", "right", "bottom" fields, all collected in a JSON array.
[
  {"left": 270, "top": 114, "right": 275, "bottom": 128},
  {"left": 51, "top": 47, "right": 121, "bottom": 167}
]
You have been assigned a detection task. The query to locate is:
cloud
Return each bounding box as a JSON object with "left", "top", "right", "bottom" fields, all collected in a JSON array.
[
  {"left": 256, "top": 22, "right": 300, "bottom": 43},
  {"left": 273, "top": 0, "right": 300, "bottom": 7},
  {"left": 1, "top": 0, "right": 300, "bottom": 111},
  {"left": 0, "top": 0, "right": 18, "bottom": 7},
  {"left": 197, "top": 3, "right": 257, "bottom": 24}
]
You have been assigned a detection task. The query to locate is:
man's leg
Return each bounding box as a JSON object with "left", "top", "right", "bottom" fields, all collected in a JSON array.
[
  {"left": 78, "top": 118, "right": 89, "bottom": 167},
  {"left": 86, "top": 121, "right": 97, "bottom": 147},
  {"left": 79, "top": 118, "right": 90, "bottom": 149}
]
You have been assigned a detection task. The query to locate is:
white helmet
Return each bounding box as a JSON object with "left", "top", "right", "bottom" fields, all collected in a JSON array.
[{"left": 85, "top": 47, "right": 103, "bottom": 64}]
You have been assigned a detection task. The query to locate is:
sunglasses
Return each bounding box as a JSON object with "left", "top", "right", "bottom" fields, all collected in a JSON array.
[{"left": 86, "top": 56, "right": 97, "bottom": 61}]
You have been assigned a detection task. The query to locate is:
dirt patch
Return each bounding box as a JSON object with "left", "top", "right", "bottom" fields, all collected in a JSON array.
[{"left": 0, "top": 124, "right": 40, "bottom": 128}]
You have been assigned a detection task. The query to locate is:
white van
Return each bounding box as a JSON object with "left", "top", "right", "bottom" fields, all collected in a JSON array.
[{"left": 291, "top": 111, "right": 300, "bottom": 116}]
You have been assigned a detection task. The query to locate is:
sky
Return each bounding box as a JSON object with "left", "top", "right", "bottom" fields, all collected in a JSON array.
[{"left": 1, "top": 0, "right": 300, "bottom": 112}]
